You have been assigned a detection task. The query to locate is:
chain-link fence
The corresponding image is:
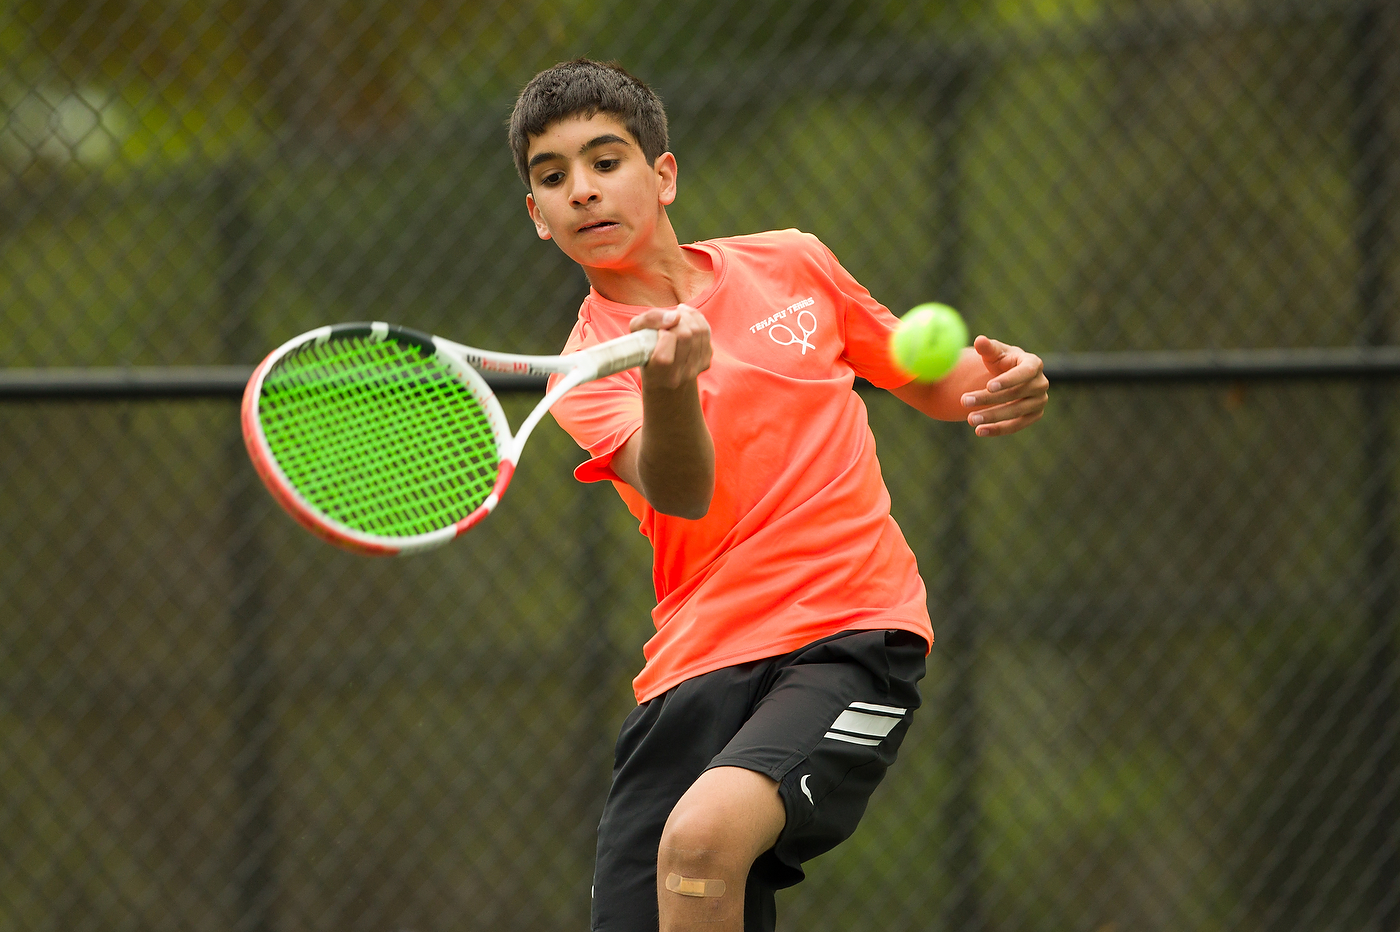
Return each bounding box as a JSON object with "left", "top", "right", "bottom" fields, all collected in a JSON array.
[{"left": 3, "top": 1, "right": 1399, "bottom": 930}]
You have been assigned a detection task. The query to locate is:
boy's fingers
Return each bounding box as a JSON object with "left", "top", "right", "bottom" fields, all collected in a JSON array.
[
  {"left": 631, "top": 309, "right": 679, "bottom": 332},
  {"left": 650, "top": 329, "right": 677, "bottom": 366},
  {"left": 965, "top": 384, "right": 1048, "bottom": 436},
  {"left": 989, "top": 358, "right": 1046, "bottom": 393},
  {"left": 972, "top": 412, "right": 1042, "bottom": 437},
  {"left": 972, "top": 335, "right": 1015, "bottom": 367},
  {"left": 640, "top": 305, "right": 711, "bottom": 389},
  {"left": 968, "top": 394, "right": 1045, "bottom": 426},
  {"left": 631, "top": 303, "right": 694, "bottom": 332},
  {"left": 960, "top": 371, "right": 1048, "bottom": 409},
  {"left": 970, "top": 398, "right": 1046, "bottom": 436},
  {"left": 972, "top": 334, "right": 1000, "bottom": 354},
  {"left": 972, "top": 336, "right": 1045, "bottom": 384}
]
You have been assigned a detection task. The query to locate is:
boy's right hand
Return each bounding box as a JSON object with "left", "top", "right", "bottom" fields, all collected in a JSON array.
[{"left": 630, "top": 304, "right": 711, "bottom": 390}]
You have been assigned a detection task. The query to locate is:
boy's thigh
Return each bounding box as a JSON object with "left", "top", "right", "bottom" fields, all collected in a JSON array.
[{"left": 707, "top": 629, "right": 927, "bottom": 889}]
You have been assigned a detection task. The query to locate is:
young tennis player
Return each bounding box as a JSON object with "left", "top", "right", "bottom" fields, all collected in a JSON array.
[{"left": 509, "top": 59, "right": 1047, "bottom": 932}]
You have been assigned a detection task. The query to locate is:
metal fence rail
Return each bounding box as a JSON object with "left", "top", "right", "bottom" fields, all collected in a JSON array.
[{"left": 10, "top": 347, "right": 1400, "bottom": 401}]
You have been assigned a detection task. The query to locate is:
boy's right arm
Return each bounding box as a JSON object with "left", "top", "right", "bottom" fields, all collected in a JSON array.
[{"left": 609, "top": 306, "right": 715, "bottom": 520}]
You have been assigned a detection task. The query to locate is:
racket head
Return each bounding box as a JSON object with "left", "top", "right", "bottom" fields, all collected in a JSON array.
[{"left": 241, "top": 322, "right": 512, "bottom": 555}]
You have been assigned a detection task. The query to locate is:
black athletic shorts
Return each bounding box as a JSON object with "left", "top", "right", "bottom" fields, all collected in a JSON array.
[{"left": 590, "top": 628, "right": 927, "bottom": 932}]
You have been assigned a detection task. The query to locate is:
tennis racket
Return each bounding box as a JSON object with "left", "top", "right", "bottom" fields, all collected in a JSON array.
[{"left": 241, "top": 321, "right": 657, "bottom": 556}]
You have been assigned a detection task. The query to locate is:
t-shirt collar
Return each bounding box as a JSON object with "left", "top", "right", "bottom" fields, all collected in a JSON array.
[{"left": 584, "top": 240, "right": 726, "bottom": 316}]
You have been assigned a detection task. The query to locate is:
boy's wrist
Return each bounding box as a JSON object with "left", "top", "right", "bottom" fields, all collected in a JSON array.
[{"left": 642, "top": 372, "right": 700, "bottom": 398}]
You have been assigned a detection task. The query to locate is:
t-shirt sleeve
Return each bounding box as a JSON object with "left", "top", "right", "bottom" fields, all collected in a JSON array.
[
  {"left": 547, "top": 320, "right": 644, "bottom": 484},
  {"left": 814, "top": 240, "right": 915, "bottom": 390},
  {"left": 549, "top": 369, "right": 644, "bottom": 484}
]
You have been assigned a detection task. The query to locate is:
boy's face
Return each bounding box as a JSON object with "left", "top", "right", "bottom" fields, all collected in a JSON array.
[{"left": 524, "top": 113, "right": 676, "bottom": 271}]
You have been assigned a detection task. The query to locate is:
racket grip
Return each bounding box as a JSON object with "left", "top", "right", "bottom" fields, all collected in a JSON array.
[{"left": 584, "top": 328, "right": 659, "bottom": 378}]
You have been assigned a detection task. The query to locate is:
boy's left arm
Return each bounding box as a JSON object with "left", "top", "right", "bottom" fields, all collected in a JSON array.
[{"left": 890, "top": 335, "right": 1048, "bottom": 437}]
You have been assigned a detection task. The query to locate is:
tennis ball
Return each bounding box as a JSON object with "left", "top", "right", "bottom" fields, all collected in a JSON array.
[{"left": 890, "top": 302, "right": 968, "bottom": 382}]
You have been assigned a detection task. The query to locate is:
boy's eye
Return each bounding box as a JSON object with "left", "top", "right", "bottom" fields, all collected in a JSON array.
[
  {"left": 539, "top": 170, "right": 564, "bottom": 186},
  {"left": 595, "top": 158, "right": 619, "bottom": 171}
]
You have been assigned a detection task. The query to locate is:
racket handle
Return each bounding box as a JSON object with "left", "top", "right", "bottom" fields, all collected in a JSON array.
[{"left": 582, "top": 328, "right": 659, "bottom": 378}]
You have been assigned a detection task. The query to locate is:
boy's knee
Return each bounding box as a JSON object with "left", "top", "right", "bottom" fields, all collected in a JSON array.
[
  {"left": 658, "top": 801, "right": 740, "bottom": 875},
  {"left": 656, "top": 807, "right": 744, "bottom": 922},
  {"left": 657, "top": 766, "right": 785, "bottom": 878}
]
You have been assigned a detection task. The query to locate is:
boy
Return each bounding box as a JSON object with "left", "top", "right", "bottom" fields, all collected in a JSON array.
[{"left": 508, "top": 59, "right": 1047, "bottom": 932}]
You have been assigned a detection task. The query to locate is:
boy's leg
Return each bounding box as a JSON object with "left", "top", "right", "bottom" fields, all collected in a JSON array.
[
  {"left": 656, "top": 765, "right": 786, "bottom": 932},
  {"left": 592, "top": 665, "right": 763, "bottom": 932}
]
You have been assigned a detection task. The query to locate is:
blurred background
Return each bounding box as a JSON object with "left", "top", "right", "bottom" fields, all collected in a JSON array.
[{"left": 3, "top": 0, "right": 1399, "bottom": 930}]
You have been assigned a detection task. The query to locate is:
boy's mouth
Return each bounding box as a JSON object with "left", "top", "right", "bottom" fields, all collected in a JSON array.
[{"left": 578, "top": 220, "right": 618, "bottom": 233}]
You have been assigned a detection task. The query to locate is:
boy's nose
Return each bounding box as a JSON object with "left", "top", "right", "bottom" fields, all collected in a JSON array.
[{"left": 569, "top": 177, "right": 601, "bottom": 205}]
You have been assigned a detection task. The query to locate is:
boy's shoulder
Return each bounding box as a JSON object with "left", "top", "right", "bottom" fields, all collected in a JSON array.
[{"left": 700, "top": 228, "right": 831, "bottom": 264}]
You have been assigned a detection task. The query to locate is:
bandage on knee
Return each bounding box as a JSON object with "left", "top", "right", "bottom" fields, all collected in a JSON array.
[{"left": 665, "top": 872, "right": 727, "bottom": 897}]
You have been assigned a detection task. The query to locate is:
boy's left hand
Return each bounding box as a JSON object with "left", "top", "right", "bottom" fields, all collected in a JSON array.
[{"left": 958, "top": 336, "right": 1048, "bottom": 437}]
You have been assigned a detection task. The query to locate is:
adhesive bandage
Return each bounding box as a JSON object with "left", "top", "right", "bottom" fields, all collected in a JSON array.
[{"left": 665, "top": 872, "right": 727, "bottom": 897}]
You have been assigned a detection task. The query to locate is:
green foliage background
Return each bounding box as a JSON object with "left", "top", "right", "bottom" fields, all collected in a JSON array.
[{"left": 2, "top": 1, "right": 1397, "bottom": 930}]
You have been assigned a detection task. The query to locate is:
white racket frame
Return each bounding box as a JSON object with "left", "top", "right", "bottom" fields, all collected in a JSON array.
[{"left": 242, "top": 321, "right": 658, "bottom": 555}]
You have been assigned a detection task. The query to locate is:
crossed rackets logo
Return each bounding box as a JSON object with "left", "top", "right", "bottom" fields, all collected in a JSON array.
[{"left": 769, "top": 310, "right": 817, "bottom": 354}]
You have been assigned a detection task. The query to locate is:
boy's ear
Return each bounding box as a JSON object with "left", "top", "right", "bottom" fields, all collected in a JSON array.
[
  {"left": 656, "top": 152, "right": 678, "bottom": 207},
  {"left": 525, "top": 193, "right": 552, "bottom": 241}
]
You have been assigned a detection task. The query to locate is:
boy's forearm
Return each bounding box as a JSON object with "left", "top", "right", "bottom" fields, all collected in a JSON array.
[
  {"left": 614, "top": 380, "right": 714, "bottom": 519},
  {"left": 889, "top": 347, "right": 986, "bottom": 421},
  {"left": 608, "top": 305, "right": 715, "bottom": 518},
  {"left": 891, "top": 336, "right": 1048, "bottom": 436}
]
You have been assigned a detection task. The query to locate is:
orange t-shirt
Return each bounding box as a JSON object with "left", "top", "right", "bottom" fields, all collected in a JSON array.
[{"left": 550, "top": 229, "right": 933, "bottom": 703}]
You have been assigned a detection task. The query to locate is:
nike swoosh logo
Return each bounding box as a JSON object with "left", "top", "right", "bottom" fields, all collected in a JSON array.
[{"left": 800, "top": 774, "right": 814, "bottom": 805}]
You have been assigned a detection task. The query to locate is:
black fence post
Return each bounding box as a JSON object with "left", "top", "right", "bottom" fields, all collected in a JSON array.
[
  {"left": 217, "top": 162, "right": 280, "bottom": 932},
  {"left": 928, "top": 46, "right": 985, "bottom": 932},
  {"left": 1349, "top": 5, "right": 1400, "bottom": 930},
  {"left": 571, "top": 474, "right": 620, "bottom": 884}
]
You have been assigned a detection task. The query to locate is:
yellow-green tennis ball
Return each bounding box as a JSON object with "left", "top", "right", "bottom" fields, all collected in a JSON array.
[{"left": 891, "top": 303, "right": 968, "bottom": 382}]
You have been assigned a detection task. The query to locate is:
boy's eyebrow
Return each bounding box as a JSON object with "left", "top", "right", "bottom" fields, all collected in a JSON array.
[{"left": 527, "top": 133, "right": 633, "bottom": 171}]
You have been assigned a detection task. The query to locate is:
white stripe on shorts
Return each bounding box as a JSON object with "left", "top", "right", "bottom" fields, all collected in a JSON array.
[
  {"left": 824, "top": 731, "right": 882, "bottom": 746},
  {"left": 830, "top": 709, "right": 902, "bottom": 738},
  {"left": 849, "top": 700, "right": 907, "bottom": 716}
]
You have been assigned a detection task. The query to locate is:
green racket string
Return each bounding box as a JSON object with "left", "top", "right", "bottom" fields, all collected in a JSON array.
[{"left": 257, "top": 336, "right": 499, "bottom": 538}]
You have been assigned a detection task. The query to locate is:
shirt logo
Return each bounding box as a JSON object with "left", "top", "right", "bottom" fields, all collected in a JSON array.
[
  {"left": 769, "top": 310, "right": 816, "bottom": 354},
  {"left": 749, "top": 297, "right": 817, "bottom": 355}
]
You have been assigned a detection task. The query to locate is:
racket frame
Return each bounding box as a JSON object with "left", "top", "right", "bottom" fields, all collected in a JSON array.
[{"left": 241, "top": 321, "right": 657, "bottom": 555}]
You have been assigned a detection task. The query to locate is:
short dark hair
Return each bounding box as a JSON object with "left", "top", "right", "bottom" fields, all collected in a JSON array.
[{"left": 508, "top": 59, "right": 669, "bottom": 187}]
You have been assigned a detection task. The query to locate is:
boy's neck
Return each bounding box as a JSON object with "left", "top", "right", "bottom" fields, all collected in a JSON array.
[{"left": 584, "top": 225, "right": 714, "bottom": 309}]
